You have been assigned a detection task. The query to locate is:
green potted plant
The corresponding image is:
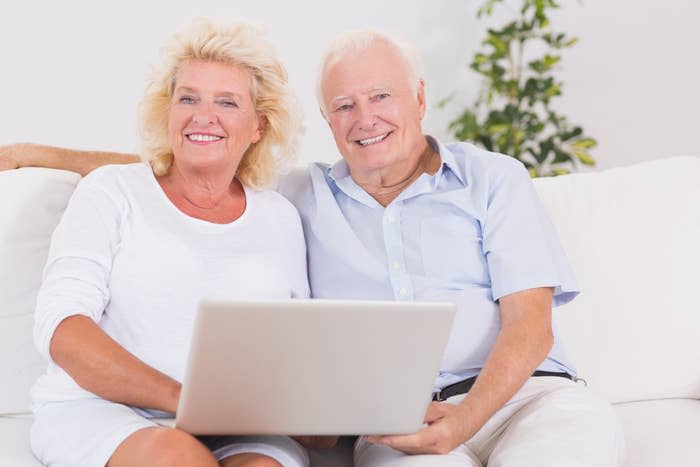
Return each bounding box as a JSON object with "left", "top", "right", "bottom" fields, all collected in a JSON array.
[{"left": 448, "top": 0, "right": 596, "bottom": 176}]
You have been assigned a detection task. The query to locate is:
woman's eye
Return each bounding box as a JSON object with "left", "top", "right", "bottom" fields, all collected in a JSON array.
[
  {"left": 178, "top": 96, "right": 195, "bottom": 104},
  {"left": 375, "top": 93, "right": 390, "bottom": 100},
  {"left": 219, "top": 100, "right": 238, "bottom": 108}
]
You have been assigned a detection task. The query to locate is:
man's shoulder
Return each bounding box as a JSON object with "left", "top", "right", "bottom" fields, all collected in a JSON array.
[
  {"left": 442, "top": 141, "right": 525, "bottom": 174},
  {"left": 438, "top": 141, "right": 530, "bottom": 192}
]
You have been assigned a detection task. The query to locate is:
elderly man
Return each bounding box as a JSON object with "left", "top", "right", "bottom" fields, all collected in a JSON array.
[{"left": 1, "top": 30, "right": 623, "bottom": 466}]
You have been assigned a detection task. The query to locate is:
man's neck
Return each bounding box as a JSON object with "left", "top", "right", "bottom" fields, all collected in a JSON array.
[{"left": 356, "top": 137, "right": 441, "bottom": 207}]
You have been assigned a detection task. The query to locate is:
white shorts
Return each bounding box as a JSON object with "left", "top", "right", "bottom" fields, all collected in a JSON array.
[{"left": 30, "top": 398, "right": 309, "bottom": 467}]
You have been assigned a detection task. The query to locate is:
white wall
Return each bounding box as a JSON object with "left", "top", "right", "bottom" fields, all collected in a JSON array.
[{"left": 1, "top": 0, "right": 698, "bottom": 170}]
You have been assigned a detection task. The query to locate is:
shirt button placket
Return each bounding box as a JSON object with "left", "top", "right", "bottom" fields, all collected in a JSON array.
[{"left": 383, "top": 203, "right": 412, "bottom": 300}]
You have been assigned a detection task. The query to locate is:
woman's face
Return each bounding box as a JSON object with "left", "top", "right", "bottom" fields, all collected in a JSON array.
[{"left": 168, "top": 60, "right": 263, "bottom": 174}]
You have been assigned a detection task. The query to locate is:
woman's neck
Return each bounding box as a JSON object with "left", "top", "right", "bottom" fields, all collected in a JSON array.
[{"left": 157, "top": 163, "right": 246, "bottom": 223}]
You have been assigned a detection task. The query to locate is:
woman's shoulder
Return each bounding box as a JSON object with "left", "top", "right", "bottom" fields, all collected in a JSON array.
[
  {"left": 248, "top": 187, "right": 301, "bottom": 224},
  {"left": 81, "top": 162, "right": 150, "bottom": 188},
  {"left": 250, "top": 187, "right": 298, "bottom": 211},
  {"left": 73, "top": 163, "right": 151, "bottom": 212}
]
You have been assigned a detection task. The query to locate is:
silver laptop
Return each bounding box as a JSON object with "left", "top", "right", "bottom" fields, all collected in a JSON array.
[{"left": 175, "top": 299, "right": 455, "bottom": 435}]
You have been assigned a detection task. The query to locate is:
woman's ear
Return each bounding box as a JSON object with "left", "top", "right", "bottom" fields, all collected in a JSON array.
[{"left": 252, "top": 114, "right": 268, "bottom": 143}]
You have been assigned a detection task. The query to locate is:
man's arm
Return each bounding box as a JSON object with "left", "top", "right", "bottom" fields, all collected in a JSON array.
[
  {"left": 0, "top": 143, "right": 139, "bottom": 176},
  {"left": 366, "top": 287, "right": 554, "bottom": 454}
]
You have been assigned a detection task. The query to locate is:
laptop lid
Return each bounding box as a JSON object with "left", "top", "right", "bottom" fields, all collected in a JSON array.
[{"left": 176, "top": 299, "right": 455, "bottom": 435}]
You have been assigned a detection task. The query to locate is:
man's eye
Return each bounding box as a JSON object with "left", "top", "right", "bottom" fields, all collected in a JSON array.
[
  {"left": 375, "top": 93, "right": 390, "bottom": 100},
  {"left": 336, "top": 104, "right": 352, "bottom": 112}
]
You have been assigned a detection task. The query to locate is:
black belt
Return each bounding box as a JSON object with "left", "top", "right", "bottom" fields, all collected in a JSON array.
[{"left": 432, "top": 370, "right": 573, "bottom": 401}]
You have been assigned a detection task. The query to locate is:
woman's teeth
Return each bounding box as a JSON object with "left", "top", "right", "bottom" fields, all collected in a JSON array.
[{"left": 187, "top": 134, "right": 223, "bottom": 142}]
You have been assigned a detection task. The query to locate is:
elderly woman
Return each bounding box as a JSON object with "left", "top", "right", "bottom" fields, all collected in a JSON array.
[{"left": 29, "top": 19, "right": 309, "bottom": 467}]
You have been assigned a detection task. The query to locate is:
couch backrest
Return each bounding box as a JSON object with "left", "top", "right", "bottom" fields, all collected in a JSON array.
[
  {"left": 0, "top": 168, "right": 80, "bottom": 414},
  {"left": 1, "top": 158, "right": 698, "bottom": 413},
  {"left": 534, "top": 156, "right": 700, "bottom": 403}
]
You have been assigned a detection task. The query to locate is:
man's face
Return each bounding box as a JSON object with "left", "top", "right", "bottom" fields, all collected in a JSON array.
[{"left": 321, "top": 41, "right": 426, "bottom": 180}]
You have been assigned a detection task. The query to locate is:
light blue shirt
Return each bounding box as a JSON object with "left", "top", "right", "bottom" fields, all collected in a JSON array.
[{"left": 279, "top": 139, "right": 579, "bottom": 390}]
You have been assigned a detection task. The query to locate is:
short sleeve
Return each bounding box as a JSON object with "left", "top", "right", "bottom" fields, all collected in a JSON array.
[
  {"left": 33, "top": 177, "right": 123, "bottom": 360},
  {"left": 482, "top": 162, "right": 578, "bottom": 306}
]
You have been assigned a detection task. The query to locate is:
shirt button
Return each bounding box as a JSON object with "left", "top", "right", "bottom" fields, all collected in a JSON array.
[
  {"left": 392, "top": 262, "right": 401, "bottom": 270},
  {"left": 399, "top": 288, "right": 407, "bottom": 295},
  {"left": 387, "top": 216, "right": 396, "bottom": 224}
]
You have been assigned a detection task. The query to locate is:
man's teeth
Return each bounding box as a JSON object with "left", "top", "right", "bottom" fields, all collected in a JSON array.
[
  {"left": 187, "top": 134, "right": 223, "bottom": 142},
  {"left": 358, "top": 133, "right": 389, "bottom": 146}
]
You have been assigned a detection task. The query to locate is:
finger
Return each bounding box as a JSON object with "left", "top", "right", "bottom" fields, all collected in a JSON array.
[
  {"left": 375, "top": 426, "right": 439, "bottom": 452},
  {"left": 423, "top": 402, "right": 448, "bottom": 423}
]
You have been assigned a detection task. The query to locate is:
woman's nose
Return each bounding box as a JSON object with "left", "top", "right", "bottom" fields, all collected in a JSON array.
[{"left": 192, "top": 103, "right": 217, "bottom": 126}]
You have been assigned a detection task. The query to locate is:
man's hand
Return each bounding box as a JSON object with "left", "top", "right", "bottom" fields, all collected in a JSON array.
[
  {"left": 292, "top": 435, "right": 340, "bottom": 449},
  {"left": 364, "top": 401, "right": 477, "bottom": 455},
  {"left": 0, "top": 144, "right": 21, "bottom": 171}
]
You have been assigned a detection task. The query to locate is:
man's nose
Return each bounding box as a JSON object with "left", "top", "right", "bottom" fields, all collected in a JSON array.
[{"left": 355, "top": 102, "right": 377, "bottom": 130}]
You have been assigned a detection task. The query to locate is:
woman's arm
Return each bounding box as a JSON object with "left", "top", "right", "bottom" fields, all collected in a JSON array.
[
  {"left": 34, "top": 172, "right": 179, "bottom": 414},
  {"left": 51, "top": 315, "right": 182, "bottom": 413},
  {"left": 0, "top": 143, "right": 138, "bottom": 176}
]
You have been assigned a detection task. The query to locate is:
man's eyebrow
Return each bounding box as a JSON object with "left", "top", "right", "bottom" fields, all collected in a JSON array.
[
  {"left": 331, "top": 86, "right": 390, "bottom": 101},
  {"left": 331, "top": 95, "right": 352, "bottom": 103}
]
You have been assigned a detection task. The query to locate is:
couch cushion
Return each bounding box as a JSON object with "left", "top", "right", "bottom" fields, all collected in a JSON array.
[
  {"left": 533, "top": 157, "right": 700, "bottom": 403},
  {"left": 0, "top": 168, "right": 81, "bottom": 414},
  {"left": 0, "top": 415, "right": 41, "bottom": 466},
  {"left": 616, "top": 398, "right": 700, "bottom": 467}
]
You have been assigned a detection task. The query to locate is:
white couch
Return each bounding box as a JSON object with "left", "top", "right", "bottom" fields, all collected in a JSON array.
[{"left": 1, "top": 157, "right": 699, "bottom": 466}]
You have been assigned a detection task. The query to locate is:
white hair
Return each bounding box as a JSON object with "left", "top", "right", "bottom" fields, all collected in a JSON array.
[{"left": 315, "top": 29, "right": 425, "bottom": 118}]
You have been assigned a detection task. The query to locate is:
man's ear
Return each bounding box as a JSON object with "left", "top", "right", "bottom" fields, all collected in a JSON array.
[
  {"left": 319, "top": 107, "right": 331, "bottom": 127},
  {"left": 417, "top": 79, "right": 426, "bottom": 120}
]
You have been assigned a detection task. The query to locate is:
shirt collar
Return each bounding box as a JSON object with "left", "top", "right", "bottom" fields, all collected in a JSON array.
[
  {"left": 325, "top": 135, "right": 467, "bottom": 198},
  {"left": 432, "top": 137, "right": 467, "bottom": 187}
]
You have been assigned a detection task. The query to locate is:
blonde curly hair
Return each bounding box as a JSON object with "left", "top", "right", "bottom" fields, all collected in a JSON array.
[{"left": 138, "top": 18, "right": 303, "bottom": 189}]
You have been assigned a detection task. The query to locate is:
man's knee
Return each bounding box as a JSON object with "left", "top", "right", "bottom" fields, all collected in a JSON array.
[{"left": 221, "top": 453, "right": 283, "bottom": 467}]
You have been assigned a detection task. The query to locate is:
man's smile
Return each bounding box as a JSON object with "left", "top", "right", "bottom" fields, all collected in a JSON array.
[{"left": 356, "top": 131, "right": 392, "bottom": 146}]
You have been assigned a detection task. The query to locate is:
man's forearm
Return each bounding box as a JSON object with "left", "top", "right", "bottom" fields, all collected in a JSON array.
[
  {"left": 1, "top": 143, "right": 139, "bottom": 176},
  {"left": 458, "top": 287, "right": 554, "bottom": 435}
]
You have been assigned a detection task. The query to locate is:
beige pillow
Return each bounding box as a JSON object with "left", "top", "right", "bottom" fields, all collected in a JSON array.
[
  {"left": 534, "top": 156, "right": 700, "bottom": 403},
  {"left": 0, "top": 168, "right": 80, "bottom": 414}
]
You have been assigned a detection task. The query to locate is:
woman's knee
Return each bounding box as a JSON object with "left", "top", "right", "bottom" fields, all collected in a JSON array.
[{"left": 109, "top": 427, "right": 218, "bottom": 467}]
